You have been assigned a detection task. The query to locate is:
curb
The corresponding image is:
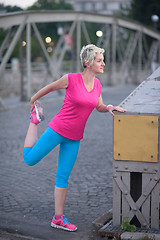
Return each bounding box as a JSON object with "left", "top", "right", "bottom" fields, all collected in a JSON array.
[{"left": 0, "top": 230, "right": 42, "bottom": 240}]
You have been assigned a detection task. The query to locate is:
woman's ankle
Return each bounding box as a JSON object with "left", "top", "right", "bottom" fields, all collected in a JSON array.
[{"left": 54, "top": 214, "right": 63, "bottom": 219}]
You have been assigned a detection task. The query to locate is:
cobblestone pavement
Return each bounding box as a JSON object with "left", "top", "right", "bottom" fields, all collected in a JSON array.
[{"left": 0, "top": 84, "right": 136, "bottom": 240}]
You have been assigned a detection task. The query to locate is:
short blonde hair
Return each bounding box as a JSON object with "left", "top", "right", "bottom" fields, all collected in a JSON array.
[{"left": 80, "top": 44, "right": 105, "bottom": 68}]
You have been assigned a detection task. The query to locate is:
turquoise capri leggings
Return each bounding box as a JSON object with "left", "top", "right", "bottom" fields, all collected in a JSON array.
[{"left": 23, "top": 127, "right": 80, "bottom": 188}]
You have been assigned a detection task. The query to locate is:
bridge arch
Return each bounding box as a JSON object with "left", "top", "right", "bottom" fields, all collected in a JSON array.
[{"left": 0, "top": 10, "right": 160, "bottom": 100}]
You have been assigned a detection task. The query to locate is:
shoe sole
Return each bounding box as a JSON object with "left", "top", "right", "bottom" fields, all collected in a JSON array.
[
  {"left": 35, "top": 103, "right": 44, "bottom": 122},
  {"left": 51, "top": 222, "right": 77, "bottom": 232}
]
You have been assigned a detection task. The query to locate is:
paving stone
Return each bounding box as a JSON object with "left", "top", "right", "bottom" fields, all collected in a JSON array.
[{"left": 0, "top": 84, "right": 136, "bottom": 239}]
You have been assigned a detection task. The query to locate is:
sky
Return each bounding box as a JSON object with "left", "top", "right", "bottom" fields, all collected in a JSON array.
[{"left": 0, "top": 0, "right": 37, "bottom": 8}]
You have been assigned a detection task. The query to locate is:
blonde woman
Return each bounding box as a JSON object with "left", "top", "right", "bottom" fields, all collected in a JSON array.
[{"left": 23, "top": 44, "right": 125, "bottom": 232}]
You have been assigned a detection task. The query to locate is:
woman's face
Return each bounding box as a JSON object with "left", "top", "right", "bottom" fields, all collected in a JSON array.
[{"left": 89, "top": 53, "right": 105, "bottom": 74}]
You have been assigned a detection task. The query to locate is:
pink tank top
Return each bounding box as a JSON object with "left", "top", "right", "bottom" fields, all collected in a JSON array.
[{"left": 48, "top": 73, "right": 102, "bottom": 140}]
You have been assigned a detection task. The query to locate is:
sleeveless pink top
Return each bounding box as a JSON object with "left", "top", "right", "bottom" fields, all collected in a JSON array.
[{"left": 48, "top": 73, "right": 102, "bottom": 140}]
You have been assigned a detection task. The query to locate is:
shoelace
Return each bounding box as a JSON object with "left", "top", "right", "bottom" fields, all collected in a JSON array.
[{"left": 61, "top": 215, "right": 71, "bottom": 225}]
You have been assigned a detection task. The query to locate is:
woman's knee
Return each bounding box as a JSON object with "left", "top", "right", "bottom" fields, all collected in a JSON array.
[
  {"left": 24, "top": 158, "right": 36, "bottom": 166},
  {"left": 23, "top": 155, "right": 36, "bottom": 166},
  {"left": 23, "top": 147, "right": 36, "bottom": 166}
]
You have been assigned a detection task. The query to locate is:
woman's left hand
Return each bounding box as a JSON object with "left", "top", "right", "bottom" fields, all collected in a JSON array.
[{"left": 107, "top": 105, "right": 126, "bottom": 116}]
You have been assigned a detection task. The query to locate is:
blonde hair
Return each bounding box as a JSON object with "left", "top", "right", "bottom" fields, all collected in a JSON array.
[{"left": 80, "top": 44, "right": 105, "bottom": 68}]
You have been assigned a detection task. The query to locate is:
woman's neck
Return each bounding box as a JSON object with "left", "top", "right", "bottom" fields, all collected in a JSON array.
[
  {"left": 81, "top": 69, "right": 95, "bottom": 84},
  {"left": 81, "top": 69, "right": 96, "bottom": 92}
]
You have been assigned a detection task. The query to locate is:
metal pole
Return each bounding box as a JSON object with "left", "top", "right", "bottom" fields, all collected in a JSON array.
[
  {"left": 106, "top": 25, "right": 111, "bottom": 85},
  {"left": 158, "top": 40, "right": 160, "bottom": 64},
  {"left": 112, "top": 22, "right": 116, "bottom": 85},
  {"left": 20, "top": 31, "right": 26, "bottom": 101},
  {"left": 26, "top": 22, "right": 31, "bottom": 100},
  {"left": 32, "top": 23, "right": 56, "bottom": 76},
  {"left": 77, "top": 21, "right": 81, "bottom": 73},
  {"left": 81, "top": 22, "right": 90, "bottom": 43},
  {"left": 138, "top": 31, "right": 142, "bottom": 83},
  {"left": 57, "top": 21, "right": 76, "bottom": 72},
  {"left": 71, "top": 33, "right": 76, "bottom": 72}
]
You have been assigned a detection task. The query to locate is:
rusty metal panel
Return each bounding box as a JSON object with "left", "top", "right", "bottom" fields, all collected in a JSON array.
[{"left": 114, "top": 115, "right": 158, "bottom": 162}]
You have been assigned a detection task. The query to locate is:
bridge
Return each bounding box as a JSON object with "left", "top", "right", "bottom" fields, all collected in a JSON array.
[{"left": 0, "top": 10, "right": 160, "bottom": 100}]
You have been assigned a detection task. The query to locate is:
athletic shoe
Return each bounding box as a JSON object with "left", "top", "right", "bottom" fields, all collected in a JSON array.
[
  {"left": 51, "top": 215, "right": 77, "bottom": 232},
  {"left": 30, "top": 101, "right": 44, "bottom": 125}
]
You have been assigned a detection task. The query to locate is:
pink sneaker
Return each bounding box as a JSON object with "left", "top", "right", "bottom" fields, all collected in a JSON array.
[
  {"left": 30, "top": 101, "right": 44, "bottom": 125},
  {"left": 51, "top": 215, "right": 77, "bottom": 232}
]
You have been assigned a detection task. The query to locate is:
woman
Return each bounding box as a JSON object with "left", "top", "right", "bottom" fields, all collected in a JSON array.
[{"left": 23, "top": 44, "right": 125, "bottom": 232}]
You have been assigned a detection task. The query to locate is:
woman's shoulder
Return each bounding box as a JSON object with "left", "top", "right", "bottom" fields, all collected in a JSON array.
[
  {"left": 68, "top": 73, "right": 81, "bottom": 84},
  {"left": 95, "top": 77, "right": 102, "bottom": 86},
  {"left": 67, "top": 73, "right": 81, "bottom": 88},
  {"left": 68, "top": 72, "right": 81, "bottom": 79}
]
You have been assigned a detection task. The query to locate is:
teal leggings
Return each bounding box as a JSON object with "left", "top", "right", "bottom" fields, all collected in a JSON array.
[{"left": 23, "top": 127, "right": 80, "bottom": 188}]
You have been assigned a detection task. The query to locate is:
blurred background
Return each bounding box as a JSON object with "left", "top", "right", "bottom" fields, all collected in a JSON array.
[{"left": 0, "top": 0, "right": 160, "bottom": 104}]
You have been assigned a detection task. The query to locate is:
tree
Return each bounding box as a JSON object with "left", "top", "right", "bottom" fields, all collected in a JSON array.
[
  {"left": 121, "top": 0, "right": 160, "bottom": 30},
  {"left": 27, "top": 0, "right": 72, "bottom": 11},
  {"left": 0, "top": 3, "right": 22, "bottom": 12}
]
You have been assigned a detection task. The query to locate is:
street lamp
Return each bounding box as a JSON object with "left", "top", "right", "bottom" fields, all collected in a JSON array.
[
  {"left": 45, "top": 37, "right": 52, "bottom": 44},
  {"left": 96, "top": 30, "right": 103, "bottom": 37},
  {"left": 151, "top": 14, "right": 159, "bottom": 30}
]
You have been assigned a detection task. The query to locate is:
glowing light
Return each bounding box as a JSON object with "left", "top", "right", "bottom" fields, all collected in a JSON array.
[
  {"left": 151, "top": 15, "right": 159, "bottom": 22},
  {"left": 96, "top": 30, "right": 103, "bottom": 37},
  {"left": 22, "top": 41, "right": 26, "bottom": 47},
  {"left": 49, "top": 41, "right": 54, "bottom": 47},
  {"left": 45, "top": 37, "right": 52, "bottom": 43},
  {"left": 47, "top": 47, "right": 53, "bottom": 53}
]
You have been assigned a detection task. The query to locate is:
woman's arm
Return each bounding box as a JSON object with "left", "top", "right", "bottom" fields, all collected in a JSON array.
[
  {"left": 30, "top": 74, "right": 68, "bottom": 111},
  {"left": 96, "top": 95, "right": 108, "bottom": 112},
  {"left": 96, "top": 94, "right": 126, "bottom": 116}
]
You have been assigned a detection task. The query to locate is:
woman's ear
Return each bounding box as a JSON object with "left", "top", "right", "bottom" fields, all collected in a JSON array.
[{"left": 85, "top": 62, "right": 90, "bottom": 68}]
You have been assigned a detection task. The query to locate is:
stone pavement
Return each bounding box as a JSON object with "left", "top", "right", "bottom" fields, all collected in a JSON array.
[{"left": 0, "top": 84, "right": 136, "bottom": 240}]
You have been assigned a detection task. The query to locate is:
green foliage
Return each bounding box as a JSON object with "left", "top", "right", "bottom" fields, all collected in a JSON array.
[
  {"left": 120, "top": 0, "right": 160, "bottom": 30},
  {"left": 0, "top": 28, "right": 7, "bottom": 45},
  {"left": 121, "top": 217, "right": 136, "bottom": 232},
  {"left": 0, "top": 3, "right": 22, "bottom": 12},
  {"left": 27, "top": 0, "right": 72, "bottom": 11},
  {"left": 129, "top": 0, "right": 160, "bottom": 26}
]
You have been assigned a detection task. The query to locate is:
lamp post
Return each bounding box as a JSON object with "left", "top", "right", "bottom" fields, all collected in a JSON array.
[
  {"left": 151, "top": 14, "right": 159, "bottom": 30},
  {"left": 96, "top": 30, "right": 103, "bottom": 37}
]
